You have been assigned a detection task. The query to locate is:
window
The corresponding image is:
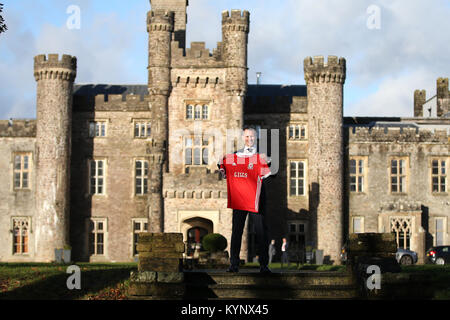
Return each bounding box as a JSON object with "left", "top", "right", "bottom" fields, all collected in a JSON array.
[
  {"left": 89, "top": 219, "right": 106, "bottom": 256},
  {"left": 349, "top": 157, "right": 366, "bottom": 193},
  {"left": 186, "top": 104, "right": 209, "bottom": 120},
  {"left": 89, "top": 160, "right": 105, "bottom": 195},
  {"left": 390, "top": 157, "right": 408, "bottom": 193},
  {"left": 431, "top": 158, "right": 447, "bottom": 193},
  {"left": 12, "top": 218, "right": 29, "bottom": 254},
  {"left": 289, "top": 161, "right": 306, "bottom": 196},
  {"left": 89, "top": 121, "right": 107, "bottom": 138},
  {"left": 288, "top": 124, "right": 307, "bottom": 140},
  {"left": 288, "top": 222, "right": 306, "bottom": 247},
  {"left": 13, "top": 153, "right": 31, "bottom": 190},
  {"left": 202, "top": 105, "right": 209, "bottom": 120},
  {"left": 134, "top": 121, "right": 151, "bottom": 138},
  {"left": 184, "top": 135, "right": 209, "bottom": 166},
  {"left": 186, "top": 105, "right": 193, "bottom": 119},
  {"left": 135, "top": 160, "right": 149, "bottom": 195},
  {"left": 352, "top": 217, "right": 364, "bottom": 233},
  {"left": 390, "top": 217, "right": 411, "bottom": 249},
  {"left": 435, "top": 218, "right": 446, "bottom": 246},
  {"left": 132, "top": 219, "right": 148, "bottom": 256}
]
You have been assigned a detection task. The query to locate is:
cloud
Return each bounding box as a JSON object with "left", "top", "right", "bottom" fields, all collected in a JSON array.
[{"left": 1, "top": 0, "right": 450, "bottom": 119}]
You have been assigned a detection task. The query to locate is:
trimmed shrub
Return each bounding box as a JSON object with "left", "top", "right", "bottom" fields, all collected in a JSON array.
[{"left": 202, "top": 233, "right": 228, "bottom": 252}]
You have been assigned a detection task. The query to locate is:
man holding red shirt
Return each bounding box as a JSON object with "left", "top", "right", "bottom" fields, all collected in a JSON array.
[{"left": 218, "top": 127, "right": 273, "bottom": 273}]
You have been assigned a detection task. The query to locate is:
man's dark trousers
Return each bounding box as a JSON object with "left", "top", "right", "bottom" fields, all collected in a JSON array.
[{"left": 230, "top": 209, "right": 270, "bottom": 268}]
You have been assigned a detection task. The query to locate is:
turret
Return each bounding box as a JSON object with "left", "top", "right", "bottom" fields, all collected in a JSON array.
[
  {"left": 147, "top": 9, "right": 174, "bottom": 232},
  {"left": 34, "top": 54, "right": 77, "bottom": 262},
  {"left": 414, "top": 90, "right": 426, "bottom": 117},
  {"left": 304, "top": 55, "right": 346, "bottom": 264},
  {"left": 437, "top": 77, "right": 449, "bottom": 117},
  {"left": 222, "top": 9, "right": 250, "bottom": 131},
  {"left": 150, "top": 0, "right": 188, "bottom": 49}
]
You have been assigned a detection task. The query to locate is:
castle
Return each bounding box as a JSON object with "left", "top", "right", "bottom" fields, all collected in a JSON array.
[{"left": 0, "top": 0, "right": 449, "bottom": 264}]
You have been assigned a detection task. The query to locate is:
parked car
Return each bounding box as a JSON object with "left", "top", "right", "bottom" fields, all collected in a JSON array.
[
  {"left": 426, "top": 246, "right": 450, "bottom": 265},
  {"left": 340, "top": 244, "right": 417, "bottom": 265},
  {"left": 395, "top": 248, "right": 418, "bottom": 265}
]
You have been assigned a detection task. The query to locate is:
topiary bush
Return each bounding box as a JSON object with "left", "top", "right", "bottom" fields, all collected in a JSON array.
[{"left": 202, "top": 233, "right": 228, "bottom": 252}]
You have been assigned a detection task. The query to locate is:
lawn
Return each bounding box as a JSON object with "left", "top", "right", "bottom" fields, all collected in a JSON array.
[
  {"left": 0, "top": 262, "right": 137, "bottom": 300},
  {"left": 1, "top": 262, "right": 449, "bottom": 300}
]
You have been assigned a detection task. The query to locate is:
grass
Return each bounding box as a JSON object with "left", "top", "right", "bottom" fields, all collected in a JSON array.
[
  {"left": 0, "top": 262, "right": 137, "bottom": 300},
  {"left": 1, "top": 262, "right": 449, "bottom": 300}
]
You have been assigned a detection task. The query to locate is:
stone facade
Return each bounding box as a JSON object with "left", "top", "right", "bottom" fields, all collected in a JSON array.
[{"left": 0, "top": 1, "right": 449, "bottom": 264}]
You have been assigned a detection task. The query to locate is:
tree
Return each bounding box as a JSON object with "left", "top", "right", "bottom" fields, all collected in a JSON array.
[{"left": 0, "top": 3, "right": 7, "bottom": 34}]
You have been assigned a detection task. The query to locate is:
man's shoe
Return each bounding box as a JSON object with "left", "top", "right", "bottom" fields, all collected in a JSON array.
[
  {"left": 260, "top": 266, "right": 272, "bottom": 274},
  {"left": 226, "top": 266, "right": 239, "bottom": 273}
]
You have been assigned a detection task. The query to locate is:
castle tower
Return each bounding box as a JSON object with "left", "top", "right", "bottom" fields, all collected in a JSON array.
[
  {"left": 150, "top": 0, "right": 188, "bottom": 49},
  {"left": 414, "top": 90, "right": 426, "bottom": 117},
  {"left": 304, "top": 56, "right": 346, "bottom": 264},
  {"left": 34, "top": 54, "right": 77, "bottom": 262},
  {"left": 437, "top": 77, "right": 449, "bottom": 117},
  {"left": 222, "top": 10, "right": 250, "bottom": 131},
  {"left": 147, "top": 9, "right": 174, "bottom": 232}
]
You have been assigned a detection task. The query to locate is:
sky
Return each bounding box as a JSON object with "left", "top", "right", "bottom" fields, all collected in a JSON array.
[{"left": 1, "top": 0, "right": 450, "bottom": 120}]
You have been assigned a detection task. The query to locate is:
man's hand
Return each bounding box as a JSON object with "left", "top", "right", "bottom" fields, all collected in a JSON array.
[{"left": 219, "top": 168, "right": 227, "bottom": 179}]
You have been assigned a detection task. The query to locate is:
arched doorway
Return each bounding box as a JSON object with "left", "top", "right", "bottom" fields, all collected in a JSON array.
[{"left": 182, "top": 217, "right": 213, "bottom": 257}]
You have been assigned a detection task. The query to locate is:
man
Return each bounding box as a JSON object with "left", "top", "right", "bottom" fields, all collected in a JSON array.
[
  {"left": 281, "top": 237, "right": 289, "bottom": 268},
  {"left": 218, "top": 126, "right": 273, "bottom": 274},
  {"left": 268, "top": 239, "right": 276, "bottom": 264}
]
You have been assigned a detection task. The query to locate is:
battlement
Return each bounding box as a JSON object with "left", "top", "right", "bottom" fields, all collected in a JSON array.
[
  {"left": 347, "top": 126, "right": 450, "bottom": 143},
  {"left": 34, "top": 54, "right": 77, "bottom": 70},
  {"left": 34, "top": 54, "right": 77, "bottom": 81},
  {"left": 73, "top": 93, "right": 150, "bottom": 112},
  {"left": 303, "top": 55, "right": 346, "bottom": 84},
  {"left": 0, "top": 119, "right": 36, "bottom": 137},
  {"left": 147, "top": 10, "right": 175, "bottom": 32},
  {"left": 171, "top": 40, "right": 225, "bottom": 68},
  {"left": 222, "top": 10, "right": 250, "bottom": 32}
]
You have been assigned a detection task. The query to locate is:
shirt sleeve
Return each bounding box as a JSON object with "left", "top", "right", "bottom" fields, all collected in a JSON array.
[
  {"left": 218, "top": 155, "right": 227, "bottom": 179},
  {"left": 258, "top": 155, "right": 272, "bottom": 179}
]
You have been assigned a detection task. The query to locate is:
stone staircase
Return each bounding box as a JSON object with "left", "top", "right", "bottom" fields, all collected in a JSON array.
[{"left": 184, "top": 269, "right": 359, "bottom": 299}]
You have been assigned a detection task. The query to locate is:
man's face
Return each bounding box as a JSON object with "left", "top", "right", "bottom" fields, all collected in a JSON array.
[{"left": 242, "top": 129, "right": 256, "bottom": 148}]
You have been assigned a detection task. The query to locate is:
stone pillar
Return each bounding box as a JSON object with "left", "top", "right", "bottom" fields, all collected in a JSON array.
[
  {"left": 147, "top": 9, "right": 174, "bottom": 232},
  {"left": 33, "top": 54, "right": 77, "bottom": 262},
  {"left": 304, "top": 55, "right": 346, "bottom": 264},
  {"left": 128, "top": 233, "right": 185, "bottom": 299}
]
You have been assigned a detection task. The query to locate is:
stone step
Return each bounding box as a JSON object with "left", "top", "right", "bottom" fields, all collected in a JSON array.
[
  {"left": 185, "top": 283, "right": 359, "bottom": 300},
  {"left": 184, "top": 270, "right": 359, "bottom": 299},
  {"left": 184, "top": 270, "right": 356, "bottom": 287}
]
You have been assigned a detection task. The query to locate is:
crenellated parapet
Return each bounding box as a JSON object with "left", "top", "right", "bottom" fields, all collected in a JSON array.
[
  {"left": 303, "top": 55, "right": 346, "bottom": 84},
  {"left": 171, "top": 41, "right": 225, "bottom": 68},
  {"left": 34, "top": 54, "right": 77, "bottom": 81},
  {"left": 0, "top": 120, "right": 36, "bottom": 137},
  {"left": 348, "top": 126, "right": 450, "bottom": 143},
  {"left": 147, "top": 10, "right": 175, "bottom": 32},
  {"left": 222, "top": 10, "right": 250, "bottom": 33}
]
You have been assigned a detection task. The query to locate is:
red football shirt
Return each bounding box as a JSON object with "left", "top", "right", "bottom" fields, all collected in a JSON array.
[{"left": 219, "top": 153, "right": 271, "bottom": 213}]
